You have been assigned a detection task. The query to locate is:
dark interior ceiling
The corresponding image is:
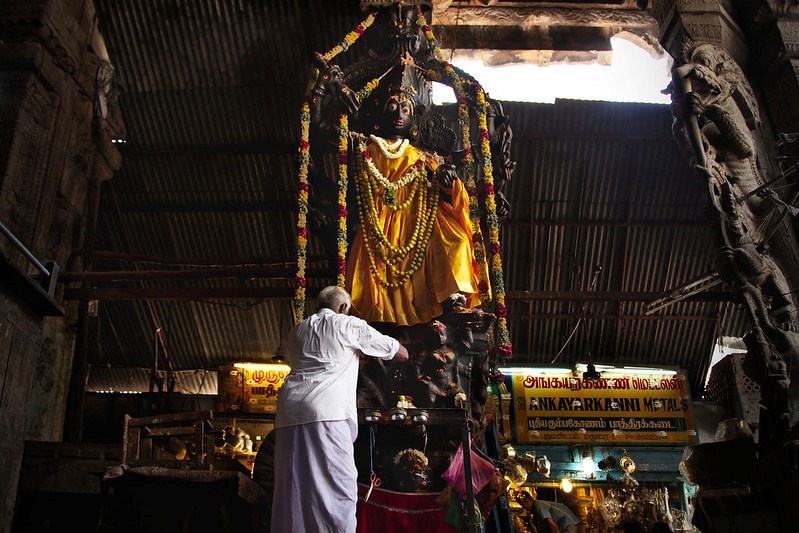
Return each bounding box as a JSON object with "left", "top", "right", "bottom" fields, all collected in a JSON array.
[{"left": 73, "top": 0, "right": 751, "bottom": 397}]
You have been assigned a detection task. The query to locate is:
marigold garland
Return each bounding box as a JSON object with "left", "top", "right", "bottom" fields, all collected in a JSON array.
[
  {"left": 474, "top": 85, "right": 511, "bottom": 354},
  {"left": 294, "top": 101, "right": 311, "bottom": 321},
  {"left": 352, "top": 146, "right": 439, "bottom": 289},
  {"left": 322, "top": 12, "right": 376, "bottom": 63},
  {"left": 337, "top": 114, "right": 349, "bottom": 287}
]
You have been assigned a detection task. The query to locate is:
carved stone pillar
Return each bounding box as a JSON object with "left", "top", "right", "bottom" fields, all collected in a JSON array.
[
  {"left": 658, "top": 0, "right": 799, "bottom": 437},
  {"left": 656, "top": 2, "right": 799, "bottom": 528},
  {"left": 653, "top": 0, "right": 750, "bottom": 63},
  {"left": 731, "top": 1, "right": 799, "bottom": 157},
  {"left": 0, "top": 1, "right": 123, "bottom": 528}
]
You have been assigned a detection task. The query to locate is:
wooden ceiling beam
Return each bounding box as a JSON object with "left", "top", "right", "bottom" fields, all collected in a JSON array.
[
  {"left": 57, "top": 266, "right": 332, "bottom": 283},
  {"left": 431, "top": 3, "right": 658, "bottom": 64},
  {"left": 74, "top": 250, "right": 326, "bottom": 266},
  {"left": 62, "top": 286, "right": 736, "bottom": 303},
  {"left": 432, "top": 5, "right": 655, "bottom": 30},
  {"left": 434, "top": 24, "right": 613, "bottom": 53},
  {"left": 116, "top": 142, "right": 299, "bottom": 156},
  {"left": 97, "top": 199, "right": 297, "bottom": 213}
]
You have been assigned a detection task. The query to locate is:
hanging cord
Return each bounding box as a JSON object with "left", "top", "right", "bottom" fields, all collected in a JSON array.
[
  {"left": 364, "top": 426, "right": 382, "bottom": 503},
  {"left": 369, "top": 425, "right": 376, "bottom": 476},
  {"left": 551, "top": 265, "right": 601, "bottom": 364}
]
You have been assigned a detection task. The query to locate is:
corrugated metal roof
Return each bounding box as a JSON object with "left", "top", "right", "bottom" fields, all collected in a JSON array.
[
  {"left": 79, "top": 0, "right": 749, "bottom": 398},
  {"left": 86, "top": 366, "right": 219, "bottom": 395}
]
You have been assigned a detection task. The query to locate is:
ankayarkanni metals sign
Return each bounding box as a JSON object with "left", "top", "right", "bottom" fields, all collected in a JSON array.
[{"left": 507, "top": 367, "right": 698, "bottom": 444}]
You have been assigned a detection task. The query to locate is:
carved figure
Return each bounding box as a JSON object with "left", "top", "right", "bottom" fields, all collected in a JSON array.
[
  {"left": 667, "top": 41, "right": 799, "bottom": 442},
  {"left": 389, "top": 448, "right": 433, "bottom": 492},
  {"left": 487, "top": 100, "right": 515, "bottom": 222},
  {"left": 668, "top": 44, "right": 760, "bottom": 196},
  {"left": 90, "top": 60, "right": 125, "bottom": 182},
  {"left": 301, "top": 7, "right": 512, "bottom": 522},
  {"left": 411, "top": 319, "right": 466, "bottom": 408},
  {"left": 439, "top": 293, "right": 496, "bottom": 432},
  {"left": 304, "top": 2, "right": 514, "bottom": 331},
  {"left": 769, "top": 1, "right": 799, "bottom": 16}
]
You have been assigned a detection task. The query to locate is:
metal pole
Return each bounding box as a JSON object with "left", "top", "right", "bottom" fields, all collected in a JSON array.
[
  {"left": 0, "top": 221, "right": 49, "bottom": 276},
  {"left": 462, "top": 419, "right": 481, "bottom": 532}
]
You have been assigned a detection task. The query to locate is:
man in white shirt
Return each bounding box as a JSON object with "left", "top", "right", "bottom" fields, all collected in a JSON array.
[{"left": 270, "top": 286, "right": 409, "bottom": 533}]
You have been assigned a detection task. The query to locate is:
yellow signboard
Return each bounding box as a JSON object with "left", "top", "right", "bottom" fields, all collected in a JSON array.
[
  {"left": 508, "top": 367, "right": 698, "bottom": 444},
  {"left": 218, "top": 363, "right": 290, "bottom": 414}
]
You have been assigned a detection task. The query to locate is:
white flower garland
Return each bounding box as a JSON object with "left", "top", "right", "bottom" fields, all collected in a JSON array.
[
  {"left": 369, "top": 134, "right": 409, "bottom": 158},
  {"left": 358, "top": 138, "right": 423, "bottom": 191}
]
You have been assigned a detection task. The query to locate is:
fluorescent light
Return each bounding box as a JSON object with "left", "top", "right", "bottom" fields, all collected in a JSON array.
[
  {"left": 499, "top": 366, "right": 572, "bottom": 374},
  {"left": 618, "top": 366, "right": 678, "bottom": 376},
  {"left": 574, "top": 363, "right": 678, "bottom": 376},
  {"left": 580, "top": 455, "right": 596, "bottom": 477},
  {"left": 233, "top": 362, "right": 290, "bottom": 371},
  {"left": 501, "top": 365, "right": 678, "bottom": 377}
]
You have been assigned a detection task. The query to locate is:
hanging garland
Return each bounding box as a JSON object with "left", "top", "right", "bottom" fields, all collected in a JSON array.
[
  {"left": 336, "top": 114, "right": 349, "bottom": 288},
  {"left": 293, "top": 12, "right": 377, "bottom": 321},
  {"left": 323, "top": 12, "right": 376, "bottom": 62},
  {"left": 352, "top": 142, "right": 439, "bottom": 289},
  {"left": 420, "top": 15, "right": 512, "bottom": 358},
  {"left": 475, "top": 86, "right": 511, "bottom": 357},
  {"left": 294, "top": 100, "right": 311, "bottom": 322}
]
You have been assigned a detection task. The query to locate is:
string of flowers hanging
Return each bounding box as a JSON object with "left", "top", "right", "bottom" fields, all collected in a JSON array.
[
  {"left": 419, "top": 13, "right": 512, "bottom": 358},
  {"left": 293, "top": 12, "right": 376, "bottom": 322},
  {"left": 336, "top": 114, "right": 349, "bottom": 288},
  {"left": 353, "top": 144, "right": 439, "bottom": 289},
  {"left": 294, "top": 101, "right": 311, "bottom": 323}
]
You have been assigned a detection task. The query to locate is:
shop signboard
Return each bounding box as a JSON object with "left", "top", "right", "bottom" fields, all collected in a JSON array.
[
  {"left": 218, "top": 362, "right": 290, "bottom": 413},
  {"left": 506, "top": 366, "right": 698, "bottom": 445}
]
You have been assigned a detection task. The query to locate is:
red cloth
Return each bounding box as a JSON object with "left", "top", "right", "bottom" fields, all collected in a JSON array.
[{"left": 356, "top": 483, "right": 457, "bottom": 533}]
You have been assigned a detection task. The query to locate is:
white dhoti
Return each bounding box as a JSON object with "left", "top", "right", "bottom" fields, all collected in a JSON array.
[{"left": 270, "top": 420, "right": 358, "bottom": 533}]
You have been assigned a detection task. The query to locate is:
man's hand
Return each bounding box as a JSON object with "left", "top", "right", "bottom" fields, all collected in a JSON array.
[
  {"left": 393, "top": 343, "right": 410, "bottom": 362},
  {"left": 543, "top": 517, "right": 560, "bottom": 533}
]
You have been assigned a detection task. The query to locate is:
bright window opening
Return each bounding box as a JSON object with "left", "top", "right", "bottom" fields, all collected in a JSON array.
[{"left": 433, "top": 36, "right": 673, "bottom": 105}]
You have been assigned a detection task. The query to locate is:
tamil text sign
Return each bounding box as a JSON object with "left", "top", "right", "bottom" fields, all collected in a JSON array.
[{"left": 509, "top": 368, "right": 698, "bottom": 444}]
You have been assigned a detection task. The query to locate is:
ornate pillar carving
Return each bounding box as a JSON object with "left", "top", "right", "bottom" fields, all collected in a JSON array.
[
  {"left": 656, "top": 4, "right": 799, "bottom": 529},
  {"left": 657, "top": 0, "right": 799, "bottom": 440},
  {"left": 732, "top": 1, "right": 799, "bottom": 156},
  {"left": 653, "top": 0, "right": 750, "bottom": 63}
]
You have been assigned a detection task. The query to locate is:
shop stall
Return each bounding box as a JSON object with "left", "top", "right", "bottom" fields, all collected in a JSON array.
[{"left": 493, "top": 365, "right": 700, "bottom": 533}]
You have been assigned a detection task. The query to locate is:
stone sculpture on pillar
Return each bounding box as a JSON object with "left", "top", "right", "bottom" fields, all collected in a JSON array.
[{"left": 667, "top": 41, "right": 799, "bottom": 443}]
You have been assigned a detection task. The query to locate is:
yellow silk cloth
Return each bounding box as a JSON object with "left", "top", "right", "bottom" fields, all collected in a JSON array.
[{"left": 346, "top": 139, "right": 490, "bottom": 326}]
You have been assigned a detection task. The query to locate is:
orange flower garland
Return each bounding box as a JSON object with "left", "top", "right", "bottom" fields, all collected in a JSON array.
[{"left": 337, "top": 114, "right": 349, "bottom": 287}]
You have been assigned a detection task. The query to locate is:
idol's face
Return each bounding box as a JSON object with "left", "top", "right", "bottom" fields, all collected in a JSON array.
[{"left": 378, "top": 95, "right": 413, "bottom": 138}]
